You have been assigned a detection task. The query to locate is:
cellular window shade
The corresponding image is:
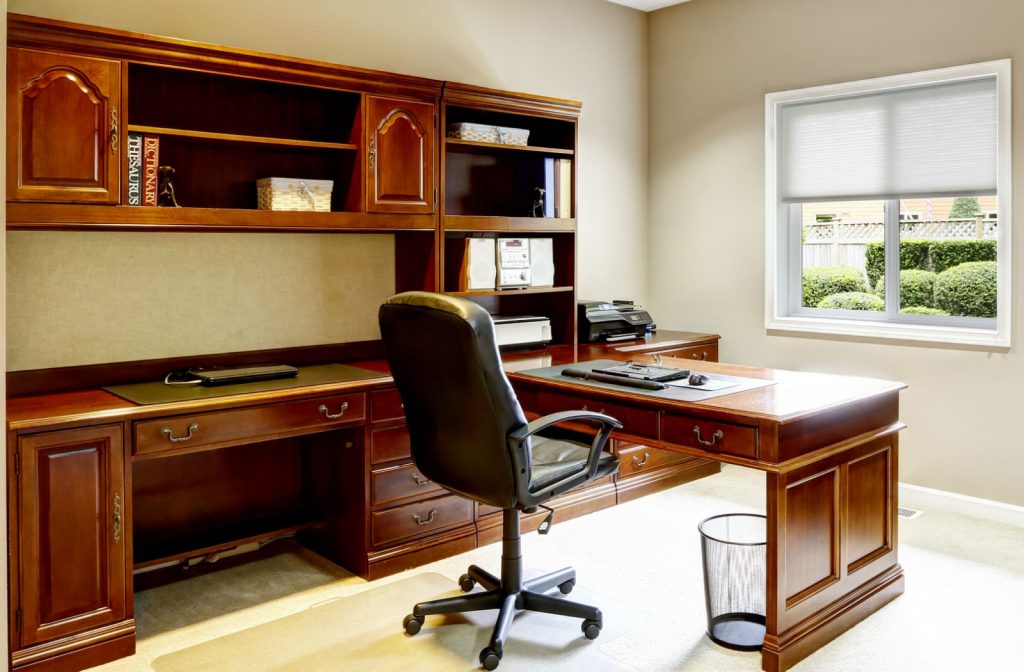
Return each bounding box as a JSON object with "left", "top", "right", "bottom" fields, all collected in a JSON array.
[{"left": 779, "top": 77, "right": 997, "bottom": 202}]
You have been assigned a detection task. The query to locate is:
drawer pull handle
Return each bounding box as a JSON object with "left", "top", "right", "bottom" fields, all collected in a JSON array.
[
  {"left": 113, "top": 492, "right": 122, "bottom": 544},
  {"left": 693, "top": 426, "right": 724, "bottom": 446},
  {"left": 110, "top": 106, "right": 118, "bottom": 153},
  {"left": 319, "top": 402, "right": 350, "bottom": 419},
  {"left": 692, "top": 351, "right": 709, "bottom": 361},
  {"left": 162, "top": 423, "right": 199, "bottom": 442},
  {"left": 631, "top": 452, "right": 651, "bottom": 468},
  {"left": 581, "top": 405, "right": 606, "bottom": 415},
  {"left": 411, "top": 473, "right": 431, "bottom": 486},
  {"left": 412, "top": 509, "right": 438, "bottom": 525}
]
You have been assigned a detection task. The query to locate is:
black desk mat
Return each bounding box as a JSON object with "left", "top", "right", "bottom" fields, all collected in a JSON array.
[
  {"left": 516, "top": 359, "right": 775, "bottom": 402},
  {"left": 104, "top": 363, "right": 385, "bottom": 405}
]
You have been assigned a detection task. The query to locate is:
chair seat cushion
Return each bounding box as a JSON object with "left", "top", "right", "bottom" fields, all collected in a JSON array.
[{"left": 529, "top": 436, "right": 617, "bottom": 492}]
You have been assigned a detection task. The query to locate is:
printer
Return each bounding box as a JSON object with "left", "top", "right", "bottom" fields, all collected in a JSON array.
[
  {"left": 492, "top": 315, "right": 552, "bottom": 350},
  {"left": 577, "top": 300, "right": 654, "bottom": 343}
]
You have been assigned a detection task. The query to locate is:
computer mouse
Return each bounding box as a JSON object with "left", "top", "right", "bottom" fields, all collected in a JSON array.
[{"left": 689, "top": 373, "right": 709, "bottom": 386}]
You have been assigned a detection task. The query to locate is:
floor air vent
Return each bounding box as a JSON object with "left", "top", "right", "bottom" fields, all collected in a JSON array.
[{"left": 898, "top": 506, "right": 923, "bottom": 519}]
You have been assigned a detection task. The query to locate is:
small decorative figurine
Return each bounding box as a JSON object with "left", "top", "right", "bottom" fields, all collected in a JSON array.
[
  {"left": 157, "top": 165, "right": 180, "bottom": 207},
  {"left": 530, "top": 187, "right": 546, "bottom": 217}
]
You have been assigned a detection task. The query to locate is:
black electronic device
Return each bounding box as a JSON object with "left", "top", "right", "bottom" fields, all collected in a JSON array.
[
  {"left": 577, "top": 300, "right": 655, "bottom": 343},
  {"left": 593, "top": 361, "right": 689, "bottom": 383},
  {"left": 165, "top": 363, "right": 299, "bottom": 386},
  {"left": 688, "top": 373, "right": 710, "bottom": 386}
]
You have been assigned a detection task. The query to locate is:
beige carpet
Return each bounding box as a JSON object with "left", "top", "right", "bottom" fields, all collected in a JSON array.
[{"left": 152, "top": 571, "right": 640, "bottom": 672}]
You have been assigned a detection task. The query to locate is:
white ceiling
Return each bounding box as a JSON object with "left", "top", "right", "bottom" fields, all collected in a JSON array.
[{"left": 606, "top": 0, "right": 690, "bottom": 11}]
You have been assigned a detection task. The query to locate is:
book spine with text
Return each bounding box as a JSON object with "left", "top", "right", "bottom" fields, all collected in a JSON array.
[
  {"left": 142, "top": 135, "right": 160, "bottom": 206},
  {"left": 126, "top": 132, "right": 143, "bottom": 206}
]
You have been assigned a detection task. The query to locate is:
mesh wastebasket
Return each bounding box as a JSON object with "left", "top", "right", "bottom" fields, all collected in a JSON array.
[{"left": 698, "top": 513, "right": 767, "bottom": 651}]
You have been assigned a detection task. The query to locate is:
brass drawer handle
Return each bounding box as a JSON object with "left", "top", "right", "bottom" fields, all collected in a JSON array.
[
  {"left": 110, "top": 106, "right": 118, "bottom": 153},
  {"left": 692, "top": 351, "right": 708, "bottom": 361},
  {"left": 113, "top": 492, "right": 122, "bottom": 544},
  {"left": 162, "top": 422, "right": 199, "bottom": 442},
  {"left": 369, "top": 137, "right": 376, "bottom": 172},
  {"left": 581, "top": 404, "right": 606, "bottom": 414},
  {"left": 319, "top": 401, "right": 350, "bottom": 419},
  {"left": 412, "top": 509, "right": 438, "bottom": 525},
  {"left": 693, "top": 426, "right": 724, "bottom": 446},
  {"left": 631, "top": 452, "right": 651, "bottom": 468},
  {"left": 411, "top": 473, "right": 431, "bottom": 486}
]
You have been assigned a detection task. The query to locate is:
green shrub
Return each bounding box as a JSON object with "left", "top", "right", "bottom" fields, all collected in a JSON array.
[
  {"left": 933, "top": 261, "right": 997, "bottom": 318},
  {"left": 817, "top": 292, "right": 885, "bottom": 311},
  {"left": 802, "top": 266, "right": 867, "bottom": 308},
  {"left": 901, "top": 306, "right": 949, "bottom": 316},
  {"left": 928, "top": 239, "right": 997, "bottom": 273},
  {"left": 873, "top": 269, "right": 937, "bottom": 309},
  {"left": 865, "top": 239, "right": 931, "bottom": 287}
]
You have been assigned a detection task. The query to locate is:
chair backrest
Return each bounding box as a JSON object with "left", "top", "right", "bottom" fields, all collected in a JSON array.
[{"left": 378, "top": 292, "right": 527, "bottom": 509}]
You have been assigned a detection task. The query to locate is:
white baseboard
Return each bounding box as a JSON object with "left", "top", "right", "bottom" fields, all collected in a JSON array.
[{"left": 899, "top": 482, "right": 1024, "bottom": 528}]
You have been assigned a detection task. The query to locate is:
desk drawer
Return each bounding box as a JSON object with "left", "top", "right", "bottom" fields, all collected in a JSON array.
[
  {"left": 372, "top": 462, "right": 444, "bottom": 507},
  {"left": 134, "top": 392, "right": 365, "bottom": 456},
  {"left": 536, "top": 391, "right": 658, "bottom": 440},
  {"left": 370, "top": 424, "right": 411, "bottom": 464},
  {"left": 615, "top": 442, "right": 690, "bottom": 479},
  {"left": 658, "top": 343, "right": 718, "bottom": 362},
  {"left": 662, "top": 413, "right": 758, "bottom": 459},
  {"left": 371, "top": 388, "right": 405, "bottom": 423},
  {"left": 371, "top": 494, "right": 472, "bottom": 547}
]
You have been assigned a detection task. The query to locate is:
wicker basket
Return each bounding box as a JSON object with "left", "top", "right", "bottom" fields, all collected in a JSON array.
[
  {"left": 256, "top": 177, "right": 333, "bottom": 212},
  {"left": 447, "top": 123, "right": 529, "bottom": 146}
]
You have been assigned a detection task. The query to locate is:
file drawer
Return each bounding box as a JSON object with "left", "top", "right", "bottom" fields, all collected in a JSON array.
[
  {"left": 371, "top": 388, "right": 405, "bottom": 423},
  {"left": 371, "top": 494, "right": 472, "bottom": 547},
  {"left": 370, "top": 424, "right": 412, "bottom": 464},
  {"left": 134, "top": 392, "right": 365, "bottom": 456},
  {"left": 662, "top": 413, "right": 758, "bottom": 459},
  {"left": 536, "top": 390, "right": 658, "bottom": 440},
  {"left": 616, "top": 442, "right": 690, "bottom": 479},
  {"left": 371, "top": 462, "right": 444, "bottom": 507}
]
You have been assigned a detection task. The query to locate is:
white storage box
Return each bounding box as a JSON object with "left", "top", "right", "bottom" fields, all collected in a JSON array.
[
  {"left": 447, "top": 123, "right": 529, "bottom": 146},
  {"left": 256, "top": 177, "right": 333, "bottom": 212}
]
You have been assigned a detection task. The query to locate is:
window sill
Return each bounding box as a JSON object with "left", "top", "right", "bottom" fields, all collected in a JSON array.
[{"left": 766, "top": 315, "right": 1010, "bottom": 349}]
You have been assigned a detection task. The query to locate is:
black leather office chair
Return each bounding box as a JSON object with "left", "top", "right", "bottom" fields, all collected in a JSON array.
[{"left": 378, "top": 292, "right": 621, "bottom": 670}]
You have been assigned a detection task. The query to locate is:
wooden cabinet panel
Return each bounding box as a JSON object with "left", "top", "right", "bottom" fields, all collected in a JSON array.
[
  {"left": 371, "top": 494, "right": 472, "bottom": 547},
  {"left": 7, "top": 48, "right": 121, "bottom": 203},
  {"left": 783, "top": 467, "right": 840, "bottom": 607},
  {"left": 535, "top": 390, "right": 659, "bottom": 441},
  {"left": 371, "top": 462, "right": 444, "bottom": 508},
  {"left": 662, "top": 412, "right": 759, "bottom": 459},
  {"left": 371, "top": 388, "right": 405, "bottom": 423},
  {"left": 369, "top": 424, "right": 412, "bottom": 465},
  {"left": 14, "top": 425, "right": 127, "bottom": 648},
  {"left": 845, "top": 447, "right": 893, "bottom": 573},
  {"left": 366, "top": 95, "right": 435, "bottom": 213},
  {"left": 134, "top": 392, "right": 365, "bottom": 456}
]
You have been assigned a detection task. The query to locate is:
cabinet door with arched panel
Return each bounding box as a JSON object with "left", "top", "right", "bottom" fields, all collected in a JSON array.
[
  {"left": 7, "top": 48, "right": 121, "bottom": 203},
  {"left": 366, "top": 95, "right": 435, "bottom": 214}
]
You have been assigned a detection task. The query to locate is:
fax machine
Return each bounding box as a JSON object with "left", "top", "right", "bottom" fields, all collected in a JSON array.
[{"left": 578, "top": 300, "right": 654, "bottom": 343}]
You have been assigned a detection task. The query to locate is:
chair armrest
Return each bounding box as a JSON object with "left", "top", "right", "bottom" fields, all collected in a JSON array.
[{"left": 509, "top": 409, "right": 622, "bottom": 506}]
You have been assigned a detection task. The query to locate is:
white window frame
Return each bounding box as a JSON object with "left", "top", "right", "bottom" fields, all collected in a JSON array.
[{"left": 765, "top": 60, "right": 1012, "bottom": 348}]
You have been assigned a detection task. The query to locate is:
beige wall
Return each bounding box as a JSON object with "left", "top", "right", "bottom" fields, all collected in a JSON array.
[
  {"left": 7, "top": 0, "right": 647, "bottom": 369},
  {"left": 649, "top": 0, "right": 1024, "bottom": 505}
]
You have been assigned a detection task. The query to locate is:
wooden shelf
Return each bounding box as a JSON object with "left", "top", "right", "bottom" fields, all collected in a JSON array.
[
  {"left": 443, "top": 215, "right": 575, "bottom": 233},
  {"left": 447, "top": 285, "right": 574, "bottom": 297},
  {"left": 134, "top": 513, "right": 325, "bottom": 570},
  {"left": 444, "top": 138, "right": 573, "bottom": 156},
  {"left": 6, "top": 203, "right": 436, "bottom": 232},
  {"left": 127, "top": 125, "right": 358, "bottom": 151}
]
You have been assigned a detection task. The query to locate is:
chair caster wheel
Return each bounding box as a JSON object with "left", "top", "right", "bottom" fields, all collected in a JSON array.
[
  {"left": 479, "top": 646, "right": 502, "bottom": 670},
  {"left": 558, "top": 578, "right": 576, "bottom": 594},
  {"left": 582, "top": 619, "right": 602, "bottom": 640},
  {"left": 403, "top": 614, "right": 423, "bottom": 636},
  {"left": 459, "top": 573, "right": 477, "bottom": 592}
]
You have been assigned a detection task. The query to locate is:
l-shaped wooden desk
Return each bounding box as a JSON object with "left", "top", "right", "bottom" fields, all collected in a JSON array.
[{"left": 6, "top": 334, "right": 903, "bottom": 672}]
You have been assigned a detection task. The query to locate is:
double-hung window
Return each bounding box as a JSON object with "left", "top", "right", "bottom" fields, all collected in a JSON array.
[{"left": 765, "top": 60, "right": 1011, "bottom": 347}]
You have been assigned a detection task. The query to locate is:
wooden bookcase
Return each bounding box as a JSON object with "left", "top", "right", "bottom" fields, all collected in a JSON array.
[{"left": 440, "top": 83, "right": 581, "bottom": 345}]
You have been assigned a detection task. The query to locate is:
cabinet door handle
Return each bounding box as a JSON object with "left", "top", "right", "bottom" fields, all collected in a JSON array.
[
  {"left": 411, "top": 473, "right": 431, "bottom": 486},
  {"left": 693, "top": 426, "right": 724, "bottom": 446},
  {"left": 113, "top": 492, "right": 122, "bottom": 544},
  {"left": 110, "top": 106, "right": 119, "bottom": 154},
  {"left": 162, "top": 422, "right": 199, "bottom": 442},
  {"left": 412, "top": 508, "right": 438, "bottom": 525},
  {"left": 368, "top": 137, "right": 376, "bottom": 172},
  {"left": 319, "top": 402, "right": 349, "bottom": 419},
  {"left": 581, "top": 404, "right": 606, "bottom": 415},
  {"left": 631, "top": 452, "right": 651, "bottom": 468},
  {"left": 692, "top": 351, "right": 708, "bottom": 361}
]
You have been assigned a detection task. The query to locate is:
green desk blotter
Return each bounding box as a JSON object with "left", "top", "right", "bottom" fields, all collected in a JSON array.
[{"left": 104, "top": 363, "right": 385, "bottom": 406}]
